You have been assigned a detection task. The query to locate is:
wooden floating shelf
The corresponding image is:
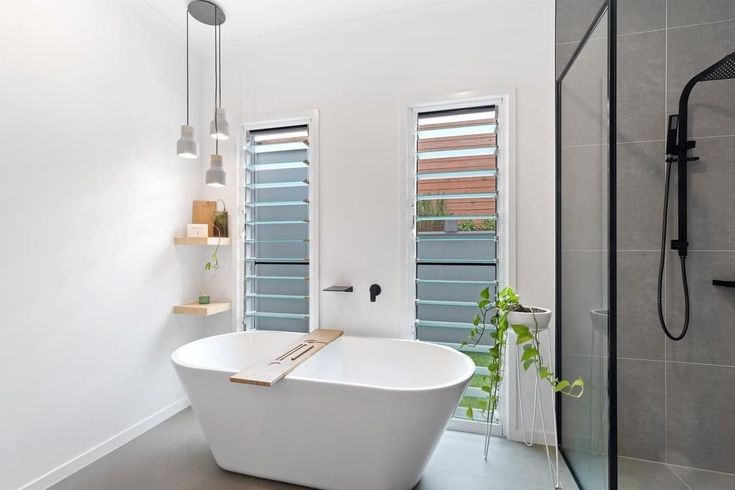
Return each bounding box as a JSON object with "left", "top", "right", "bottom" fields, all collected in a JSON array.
[
  {"left": 174, "top": 237, "right": 231, "bottom": 246},
  {"left": 173, "top": 302, "right": 231, "bottom": 317}
]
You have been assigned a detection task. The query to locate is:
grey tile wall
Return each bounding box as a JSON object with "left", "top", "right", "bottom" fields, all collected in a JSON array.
[{"left": 614, "top": 0, "right": 735, "bottom": 475}]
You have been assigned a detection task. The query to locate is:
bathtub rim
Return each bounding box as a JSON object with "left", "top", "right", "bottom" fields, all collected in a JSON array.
[{"left": 171, "top": 330, "right": 475, "bottom": 393}]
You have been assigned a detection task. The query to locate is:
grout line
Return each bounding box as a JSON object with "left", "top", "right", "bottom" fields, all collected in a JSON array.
[
  {"left": 664, "top": 0, "right": 669, "bottom": 465},
  {"left": 617, "top": 356, "right": 735, "bottom": 369},
  {"left": 667, "top": 17, "right": 735, "bottom": 31},
  {"left": 668, "top": 463, "right": 735, "bottom": 478},
  {"left": 668, "top": 465, "right": 693, "bottom": 490},
  {"left": 617, "top": 138, "right": 666, "bottom": 145}
]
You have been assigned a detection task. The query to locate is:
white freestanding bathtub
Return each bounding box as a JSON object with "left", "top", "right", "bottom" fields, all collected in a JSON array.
[{"left": 172, "top": 331, "right": 474, "bottom": 490}]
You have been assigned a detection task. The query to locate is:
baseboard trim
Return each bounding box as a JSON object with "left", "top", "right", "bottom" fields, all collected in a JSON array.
[{"left": 19, "top": 398, "right": 190, "bottom": 490}]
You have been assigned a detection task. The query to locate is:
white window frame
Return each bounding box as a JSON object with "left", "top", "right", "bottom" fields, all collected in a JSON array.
[
  {"left": 236, "top": 110, "right": 320, "bottom": 332},
  {"left": 402, "top": 91, "right": 517, "bottom": 434}
]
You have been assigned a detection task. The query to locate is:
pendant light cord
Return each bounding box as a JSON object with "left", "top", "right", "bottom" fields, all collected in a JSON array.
[
  {"left": 185, "top": 9, "right": 190, "bottom": 125},
  {"left": 213, "top": 6, "right": 219, "bottom": 155},
  {"left": 218, "top": 25, "right": 222, "bottom": 108}
]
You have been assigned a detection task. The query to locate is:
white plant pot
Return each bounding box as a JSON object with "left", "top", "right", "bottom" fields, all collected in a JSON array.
[{"left": 506, "top": 307, "right": 552, "bottom": 332}]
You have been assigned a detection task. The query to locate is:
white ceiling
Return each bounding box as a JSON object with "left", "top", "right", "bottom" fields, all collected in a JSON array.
[{"left": 143, "top": 0, "right": 455, "bottom": 44}]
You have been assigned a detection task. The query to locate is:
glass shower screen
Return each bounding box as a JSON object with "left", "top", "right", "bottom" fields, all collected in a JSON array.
[{"left": 556, "top": 4, "right": 614, "bottom": 490}]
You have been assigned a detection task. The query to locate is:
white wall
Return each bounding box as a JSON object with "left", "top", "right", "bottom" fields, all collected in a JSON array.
[
  {"left": 0, "top": 1, "right": 223, "bottom": 488},
  {"left": 209, "top": 0, "right": 556, "bottom": 440},
  {"left": 214, "top": 0, "right": 555, "bottom": 339}
]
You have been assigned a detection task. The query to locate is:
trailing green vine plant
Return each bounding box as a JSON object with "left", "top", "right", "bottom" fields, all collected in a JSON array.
[{"left": 462, "top": 286, "right": 584, "bottom": 426}]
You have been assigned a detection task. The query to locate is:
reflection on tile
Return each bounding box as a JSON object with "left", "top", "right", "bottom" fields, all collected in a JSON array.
[
  {"left": 618, "top": 0, "right": 665, "bottom": 36},
  {"left": 667, "top": 20, "right": 735, "bottom": 138},
  {"left": 557, "top": 43, "right": 576, "bottom": 79},
  {"left": 556, "top": 0, "right": 607, "bottom": 44},
  {"left": 616, "top": 141, "right": 666, "bottom": 251},
  {"left": 617, "top": 359, "right": 665, "bottom": 461},
  {"left": 666, "top": 251, "right": 735, "bottom": 366},
  {"left": 617, "top": 30, "right": 666, "bottom": 143},
  {"left": 561, "top": 30, "right": 609, "bottom": 147},
  {"left": 669, "top": 464, "right": 735, "bottom": 490},
  {"left": 618, "top": 458, "right": 688, "bottom": 490},
  {"left": 668, "top": 0, "right": 735, "bottom": 28},
  {"left": 560, "top": 251, "right": 607, "bottom": 356},
  {"left": 667, "top": 362, "right": 735, "bottom": 473},
  {"left": 564, "top": 447, "right": 608, "bottom": 490},
  {"left": 617, "top": 251, "right": 664, "bottom": 360}
]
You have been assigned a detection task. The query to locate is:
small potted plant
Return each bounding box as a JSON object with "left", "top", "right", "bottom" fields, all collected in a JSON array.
[
  {"left": 193, "top": 239, "right": 221, "bottom": 304},
  {"left": 463, "top": 286, "right": 584, "bottom": 463}
]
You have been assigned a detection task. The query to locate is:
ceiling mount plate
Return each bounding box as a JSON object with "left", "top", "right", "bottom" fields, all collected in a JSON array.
[{"left": 188, "top": 0, "right": 226, "bottom": 26}]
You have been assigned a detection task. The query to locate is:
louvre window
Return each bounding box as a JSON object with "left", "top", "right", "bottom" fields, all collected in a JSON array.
[
  {"left": 413, "top": 105, "right": 499, "bottom": 420},
  {"left": 243, "top": 124, "right": 312, "bottom": 332}
]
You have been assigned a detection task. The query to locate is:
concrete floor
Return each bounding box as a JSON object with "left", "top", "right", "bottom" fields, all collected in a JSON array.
[{"left": 51, "top": 408, "right": 579, "bottom": 490}]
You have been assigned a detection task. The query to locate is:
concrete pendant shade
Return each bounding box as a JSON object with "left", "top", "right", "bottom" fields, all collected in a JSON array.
[
  {"left": 205, "top": 154, "right": 226, "bottom": 187},
  {"left": 210, "top": 107, "right": 230, "bottom": 140},
  {"left": 176, "top": 125, "right": 198, "bottom": 158}
]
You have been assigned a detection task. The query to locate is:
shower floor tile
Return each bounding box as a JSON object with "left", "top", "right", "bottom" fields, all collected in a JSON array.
[
  {"left": 50, "top": 408, "right": 578, "bottom": 490},
  {"left": 619, "top": 457, "right": 735, "bottom": 490}
]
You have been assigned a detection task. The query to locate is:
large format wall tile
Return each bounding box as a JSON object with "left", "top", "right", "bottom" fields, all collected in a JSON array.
[
  {"left": 561, "top": 145, "right": 607, "bottom": 252},
  {"left": 666, "top": 251, "right": 735, "bottom": 366},
  {"left": 617, "top": 358, "right": 665, "bottom": 461},
  {"left": 667, "top": 362, "right": 735, "bottom": 473},
  {"left": 616, "top": 141, "right": 666, "bottom": 251},
  {"left": 667, "top": 20, "right": 735, "bottom": 138},
  {"left": 617, "top": 31, "right": 666, "bottom": 143},
  {"left": 618, "top": 0, "right": 665, "bottom": 36},
  {"left": 668, "top": 0, "right": 735, "bottom": 28},
  {"left": 617, "top": 251, "right": 664, "bottom": 360},
  {"left": 556, "top": 0, "right": 607, "bottom": 44}
]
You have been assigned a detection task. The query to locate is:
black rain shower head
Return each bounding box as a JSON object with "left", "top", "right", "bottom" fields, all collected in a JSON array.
[{"left": 698, "top": 51, "right": 735, "bottom": 82}]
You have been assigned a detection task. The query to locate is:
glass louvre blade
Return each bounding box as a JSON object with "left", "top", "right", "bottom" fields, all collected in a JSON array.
[
  {"left": 245, "top": 219, "right": 308, "bottom": 225},
  {"left": 416, "top": 214, "right": 497, "bottom": 221},
  {"left": 415, "top": 319, "right": 477, "bottom": 329},
  {"left": 246, "top": 275, "right": 309, "bottom": 281},
  {"left": 416, "top": 279, "right": 498, "bottom": 285},
  {"left": 248, "top": 141, "right": 309, "bottom": 153},
  {"left": 246, "top": 294, "right": 308, "bottom": 300},
  {"left": 245, "top": 160, "right": 309, "bottom": 171},
  {"left": 417, "top": 147, "right": 497, "bottom": 160},
  {"left": 417, "top": 236, "right": 497, "bottom": 242},
  {"left": 415, "top": 299, "right": 478, "bottom": 307},
  {"left": 243, "top": 239, "right": 308, "bottom": 244},
  {"left": 245, "top": 180, "right": 308, "bottom": 189},
  {"left": 244, "top": 200, "right": 308, "bottom": 208},
  {"left": 246, "top": 311, "right": 309, "bottom": 320},
  {"left": 417, "top": 192, "right": 497, "bottom": 200},
  {"left": 417, "top": 258, "right": 497, "bottom": 264},
  {"left": 417, "top": 169, "right": 496, "bottom": 180},
  {"left": 418, "top": 124, "right": 497, "bottom": 139}
]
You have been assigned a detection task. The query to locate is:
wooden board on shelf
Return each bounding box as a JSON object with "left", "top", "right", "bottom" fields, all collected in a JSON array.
[
  {"left": 230, "top": 329, "right": 343, "bottom": 387},
  {"left": 174, "top": 237, "right": 231, "bottom": 246},
  {"left": 173, "top": 302, "right": 231, "bottom": 317},
  {"left": 192, "top": 200, "right": 216, "bottom": 237}
]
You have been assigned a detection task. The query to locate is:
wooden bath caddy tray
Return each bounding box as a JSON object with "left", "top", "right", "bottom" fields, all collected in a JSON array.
[{"left": 230, "top": 329, "right": 343, "bottom": 387}]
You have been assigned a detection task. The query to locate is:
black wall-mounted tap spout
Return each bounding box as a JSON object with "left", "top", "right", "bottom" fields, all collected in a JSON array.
[{"left": 369, "top": 284, "right": 381, "bottom": 302}]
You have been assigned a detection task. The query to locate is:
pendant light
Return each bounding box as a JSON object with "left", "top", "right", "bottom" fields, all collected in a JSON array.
[
  {"left": 176, "top": 8, "right": 198, "bottom": 158},
  {"left": 205, "top": 5, "right": 226, "bottom": 187},
  {"left": 209, "top": 22, "right": 229, "bottom": 140}
]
